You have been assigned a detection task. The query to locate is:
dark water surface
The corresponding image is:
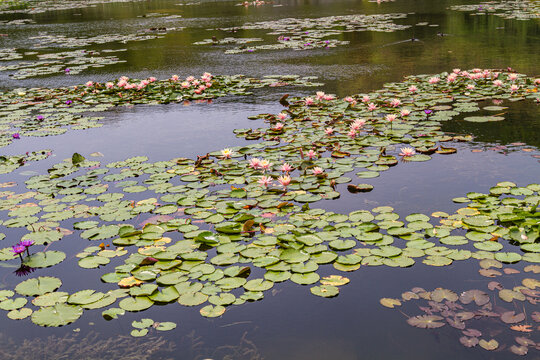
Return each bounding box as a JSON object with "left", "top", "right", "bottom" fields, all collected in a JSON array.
[{"left": 0, "top": 0, "right": 539, "bottom": 359}]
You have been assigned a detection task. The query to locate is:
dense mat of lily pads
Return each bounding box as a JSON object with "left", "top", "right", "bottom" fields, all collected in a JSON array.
[
  {"left": 0, "top": 68, "right": 538, "bottom": 339},
  {"left": 0, "top": 73, "right": 320, "bottom": 150},
  {"left": 197, "top": 13, "right": 410, "bottom": 53},
  {"left": 0, "top": 0, "right": 147, "bottom": 14},
  {"left": 381, "top": 261, "right": 540, "bottom": 356},
  {"left": 450, "top": 0, "right": 540, "bottom": 20}
]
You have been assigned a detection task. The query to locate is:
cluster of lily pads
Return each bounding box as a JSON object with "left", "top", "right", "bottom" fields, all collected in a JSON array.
[
  {"left": 381, "top": 261, "right": 539, "bottom": 356},
  {"left": 0, "top": 0, "right": 148, "bottom": 14},
  {"left": 0, "top": 150, "right": 52, "bottom": 175},
  {"left": 0, "top": 68, "right": 538, "bottom": 334},
  {"left": 0, "top": 49, "right": 126, "bottom": 79},
  {"left": 30, "top": 28, "right": 182, "bottom": 49},
  {"left": 200, "top": 13, "right": 410, "bottom": 53},
  {"left": 450, "top": 0, "right": 540, "bottom": 21},
  {"left": 0, "top": 73, "right": 320, "bottom": 148}
]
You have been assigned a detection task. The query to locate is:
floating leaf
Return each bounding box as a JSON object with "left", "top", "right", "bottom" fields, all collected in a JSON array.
[
  {"left": 407, "top": 315, "right": 445, "bottom": 329},
  {"left": 31, "top": 304, "right": 83, "bottom": 327}
]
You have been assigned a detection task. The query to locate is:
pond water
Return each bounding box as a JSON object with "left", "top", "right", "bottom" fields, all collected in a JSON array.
[{"left": 0, "top": 0, "right": 539, "bottom": 359}]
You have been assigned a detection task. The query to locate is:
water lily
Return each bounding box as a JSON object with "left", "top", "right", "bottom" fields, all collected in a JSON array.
[
  {"left": 428, "top": 76, "right": 440, "bottom": 84},
  {"left": 305, "top": 149, "right": 317, "bottom": 160},
  {"left": 316, "top": 91, "right": 325, "bottom": 100},
  {"left": 36, "top": 115, "right": 44, "bottom": 121},
  {"left": 171, "top": 75, "right": 179, "bottom": 82},
  {"left": 311, "top": 167, "right": 324, "bottom": 175},
  {"left": 277, "top": 112, "right": 288, "bottom": 121},
  {"left": 400, "top": 109, "right": 410, "bottom": 117},
  {"left": 19, "top": 240, "right": 33, "bottom": 256},
  {"left": 65, "top": 100, "right": 72, "bottom": 105},
  {"left": 259, "top": 159, "right": 273, "bottom": 171},
  {"left": 221, "top": 148, "right": 234, "bottom": 159},
  {"left": 466, "top": 84, "right": 475, "bottom": 90},
  {"left": 248, "top": 157, "right": 261, "bottom": 169},
  {"left": 347, "top": 128, "right": 357, "bottom": 138},
  {"left": 510, "top": 84, "right": 519, "bottom": 92},
  {"left": 362, "top": 95, "right": 370, "bottom": 103},
  {"left": 508, "top": 73, "right": 518, "bottom": 81},
  {"left": 424, "top": 109, "right": 432, "bottom": 115},
  {"left": 105, "top": 82, "right": 114, "bottom": 89},
  {"left": 11, "top": 244, "right": 26, "bottom": 260},
  {"left": 390, "top": 98, "right": 401, "bottom": 107},
  {"left": 277, "top": 175, "right": 291, "bottom": 188},
  {"left": 344, "top": 96, "right": 354, "bottom": 103},
  {"left": 385, "top": 114, "right": 397, "bottom": 122},
  {"left": 493, "top": 80, "right": 503, "bottom": 87},
  {"left": 351, "top": 119, "right": 365, "bottom": 130},
  {"left": 64, "top": 68, "right": 70, "bottom": 73},
  {"left": 367, "top": 103, "right": 377, "bottom": 112},
  {"left": 399, "top": 147, "right": 416, "bottom": 157},
  {"left": 305, "top": 97, "right": 314, "bottom": 106},
  {"left": 258, "top": 175, "right": 273, "bottom": 188},
  {"left": 12, "top": 133, "right": 20, "bottom": 139},
  {"left": 279, "top": 162, "right": 293, "bottom": 173},
  {"left": 408, "top": 85, "right": 418, "bottom": 93},
  {"left": 325, "top": 127, "right": 334, "bottom": 135},
  {"left": 272, "top": 122, "right": 284, "bottom": 131},
  {"left": 181, "top": 81, "right": 191, "bottom": 88}
]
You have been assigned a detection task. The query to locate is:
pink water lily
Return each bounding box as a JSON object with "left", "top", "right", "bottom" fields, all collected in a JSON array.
[
  {"left": 258, "top": 175, "right": 273, "bottom": 188},
  {"left": 279, "top": 162, "right": 293, "bottom": 173},
  {"left": 277, "top": 112, "right": 287, "bottom": 121},
  {"left": 390, "top": 98, "right": 401, "bottom": 107},
  {"left": 361, "top": 95, "right": 370, "bottom": 103},
  {"left": 510, "top": 84, "right": 519, "bottom": 92},
  {"left": 367, "top": 103, "right": 377, "bottom": 112},
  {"left": 305, "top": 149, "right": 317, "bottom": 160},
  {"left": 400, "top": 109, "right": 410, "bottom": 117},
  {"left": 385, "top": 114, "right": 397, "bottom": 122},
  {"left": 171, "top": 75, "right": 179, "bottom": 82},
  {"left": 277, "top": 175, "right": 291, "bottom": 188},
  {"left": 344, "top": 96, "right": 354, "bottom": 103},
  {"left": 305, "top": 97, "right": 315, "bottom": 106},
  {"left": 399, "top": 147, "right": 416, "bottom": 157},
  {"left": 316, "top": 91, "right": 325, "bottom": 100},
  {"left": 508, "top": 73, "right": 518, "bottom": 81},
  {"left": 259, "top": 159, "right": 273, "bottom": 171},
  {"left": 248, "top": 158, "right": 261, "bottom": 169},
  {"left": 351, "top": 119, "right": 365, "bottom": 130},
  {"left": 312, "top": 167, "right": 324, "bottom": 175},
  {"left": 466, "top": 84, "right": 475, "bottom": 90},
  {"left": 325, "top": 127, "right": 334, "bottom": 135},
  {"left": 428, "top": 76, "right": 440, "bottom": 84},
  {"left": 408, "top": 85, "right": 418, "bottom": 93},
  {"left": 347, "top": 128, "right": 357, "bottom": 138},
  {"left": 272, "top": 122, "right": 284, "bottom": 131},
  {"left": 493, "top": 80, "right": 503, "bottom": 87}
]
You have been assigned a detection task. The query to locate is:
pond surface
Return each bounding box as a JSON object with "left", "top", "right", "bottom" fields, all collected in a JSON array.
[{"left": 0, "top": 0, "right": 539, "bottom": 359}]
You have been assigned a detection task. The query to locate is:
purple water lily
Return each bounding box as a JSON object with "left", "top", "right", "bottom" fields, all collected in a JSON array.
[
  {"left": 65, "top": 68, "right": 70, "bottom": 73},
  {"left": 424, "top": 109, "right": 433, "bottom": 115},
  {"left": 36, "top": 115, "right": 44, "bottom": 121},
  {"left": 19, "top": 239, "right": 34, "bottom": 256},
  {"left": 12, "top": 133, "right": 20, "bottom": 139},
  {"left": 65, "top": 100, "right": 73, "bottom": 105},
  {"left": 11, "top": 245, "right": 26, "bottom": 260}
]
